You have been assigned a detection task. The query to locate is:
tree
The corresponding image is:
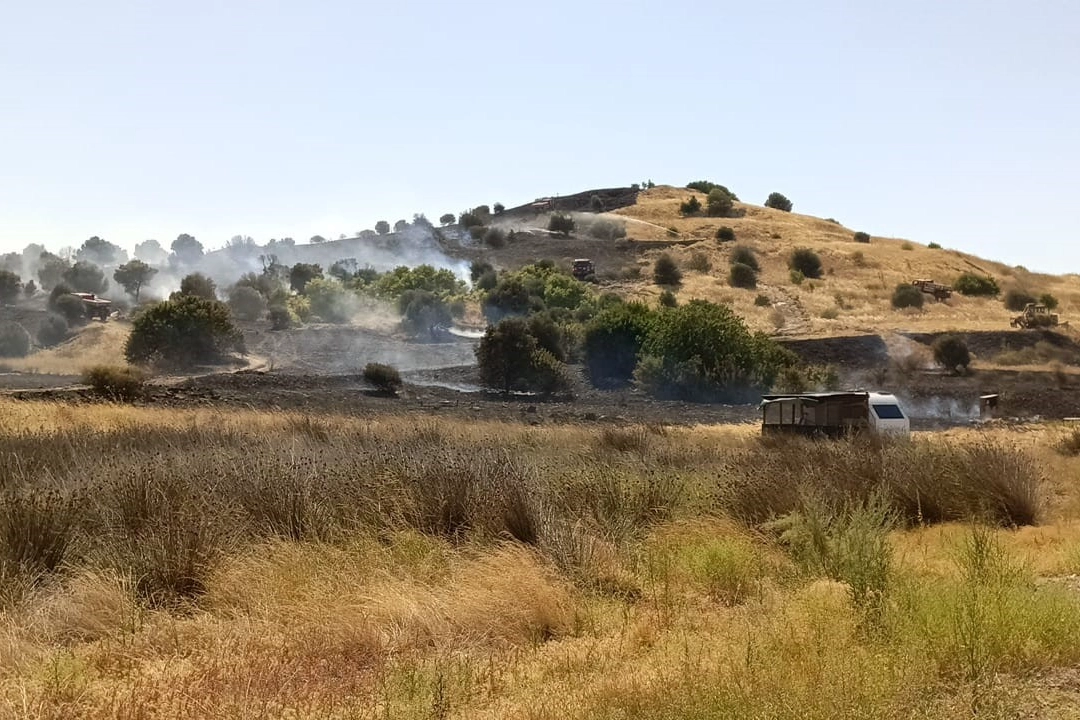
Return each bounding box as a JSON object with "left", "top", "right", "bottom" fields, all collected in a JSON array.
[
  {"left": 459, "top": 211, "right": 483, "bottom": 229},
  {"left": 54, "top": 295, "right": 86, "bottom": 324},
  {"left": 1040, "top": 293, "right": 1059, "bottom": 310},
  {"left": 113, "top": 260, "right": 157, "bottom": 302},
  {"left": 393, "top": 219, "right": 408, "bottom": 233},
  {"left": 134, "top": 239, "right": 169, "bottom": 266},
  {"left": 170, "top": 234, "right": 204, "bottom": 267},
  {"left": 730, "top": 246, "right": 759, "bottom": 272},
  {"left": 788, "top": 248, "right": 823, "bottom": 279},
  {"left": 583, "top": 302, "right": 657, "bottom": 387},
  {"left": 0, "top": 322, "right": 30, "bottom": 358},
  {"left": 76, "top": 236, "right": 127, "bottom": 266},
  {"left": 124, "top": 295, "right": 244, "bottom": 367},
  {"left": 932, "top": 335, "right": 971, "bottom": 374},
  {"left": 548, "top": 214, "right": 575, "bottom": 236},
  {"left": 289, "top": 263, "right": 323, "bottom": 294},
  {"left": 0, "top": 271, "right": 21, "bottom": 305},
  {"left": 329, "top": 258, "right": 359, "bottom": 282},
  {"left": 729, "top": 263, "right": 758, "bottom": 289},
  {"left": 475, "top": 318, "right": 570, "bottom": 395},
  {"left": 0, "top": 252, "right": 20, "bottom": 274},
  {"left": 439, "top": 213, "right": 456, "bottom": 226},
  {"left": 589, "top": 195, "right": 605, "bottom": 213},
  {"left": 653, "top": 254, "right": 682, "bottom": 286},
  {"left": 228, "top": 285, "right": 268, "bottom": 321},
  {"left": 310, "top": 235, "right": 328, "bottom": 244},
  {"left": 375, "top": 221, "right": 391, "bottom": 235},
  {"left": 679, "top": 196, "right": 702, "bottom": 215},
  {"left": 482, "top": 277, "right": 535, "bottom": 322},
  {"left": 483, "top": 227, "right": 506, "bottom": 248},
  {"left": 470, "top": 260, "right": 494, "bottom": 284},
  {"left": 62, "top": 261, "right": 108, "bottom": 294},
  {"left": 178, "top": 273, "right": 217, "bottom": 300},
  {"left": 765, "top": 192, "right": 793, "bottom": 212},
  {"left": 493, "top": 202, "right": 506, "bottom": 215},
  {"left": 706, "top": 188, "right": 734, "bottom": 217},
  {"left": 398, "top": 290, "right": 451, "bottom": 338},
  {"left": 37, "top": 253, "right": 70, "bottom": 290}
]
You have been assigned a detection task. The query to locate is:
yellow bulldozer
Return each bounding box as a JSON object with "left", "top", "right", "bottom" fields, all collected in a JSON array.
[{"left": 1010, "top": 303, "right": 1062, "bottom": 329}]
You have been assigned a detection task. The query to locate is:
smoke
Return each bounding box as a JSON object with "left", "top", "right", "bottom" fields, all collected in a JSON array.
[{"left": 897, "top": 395, "right": 981, "bottom": 422}]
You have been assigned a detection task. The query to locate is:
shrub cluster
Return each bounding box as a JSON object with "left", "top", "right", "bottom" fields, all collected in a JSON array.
[
  {"left": 679, "top": 196, "right": 702, "bottom": 215},
  {"left": 716, "top": 226, "right": 736, "bottom": 242},
  {"left": 932, "top": 335, "right": 971, "bottom": 374},
  {"left": 82, "top": 365, "right": 147, "bottom": 402},
  {"left": 475, "top": 318, "right": 571, "bottom": 396},
  {"left": 891, "top": 283, "right": 925, "bottom": 310},
  {"left": 363, "top": 363, "right": 403, "bottom": 395},
  {"left": 653, "top": 254, "right": 682, "bottom": 286},
  {"left": 729, "top": 245, "right": 760, "bottom": 289},
  {"left": 124, "top": 296, "right": 244, "bottom": 368},
  {"left": 954, "top": 273, "right": 1000, "bottom": 297}
]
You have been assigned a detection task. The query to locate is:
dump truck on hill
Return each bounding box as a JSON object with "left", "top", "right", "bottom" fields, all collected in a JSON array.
[
  {"left": 1010, "top": 303, "right": 1061, "bottom": 329},
  {"left": 70, "top": 292, "right": 112, "bottom": 321},
  {"left": 760, "top": 391, "right": 910, "bottom": 438},
  {"left": 911, "top": 279, "right": 952, "bottom": 301}
]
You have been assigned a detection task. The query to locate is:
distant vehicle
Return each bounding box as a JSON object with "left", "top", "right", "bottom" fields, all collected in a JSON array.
[
  {"left": 760, "top": 391, "right": 910, "bottom": 438},
  {"left": 572, "top": 258, "right": 596, "bottom": 281},
  {"left": 70, "top": 292, "right": 112, "bottom": 321},
  {"left": 1010, "top": 303, "right": 1061, "bottom": 329},
  {"left": 911, "top": 279, "right": 952, "bottom": 301}
]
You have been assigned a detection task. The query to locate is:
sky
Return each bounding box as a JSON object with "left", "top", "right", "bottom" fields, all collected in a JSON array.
[{"left": 1, "top": 0, "right": 1078, "bottom": 272}]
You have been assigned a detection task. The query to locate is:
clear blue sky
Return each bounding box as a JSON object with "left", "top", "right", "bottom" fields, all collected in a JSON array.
[{"left": 1, "top": 1, "right": 1077, "bottom": 272}]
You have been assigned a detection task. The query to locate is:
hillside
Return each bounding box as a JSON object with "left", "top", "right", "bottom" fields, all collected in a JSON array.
[{"left": 483, "top": 185, "right": 1080, "bottom": 339}]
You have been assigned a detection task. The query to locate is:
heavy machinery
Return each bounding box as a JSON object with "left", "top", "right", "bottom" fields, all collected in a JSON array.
[
  {"left": 1010, "top": 303, "right": 1060, "bottom": 329},
  {"left": 70, "top": 292, "right": 112, "bottom": 321},
  {"left": 911, "top": 279, "right": 952, "bottom": 301},
  {"left": 572, "top": 258, "right": 595, "bottom": 281}
]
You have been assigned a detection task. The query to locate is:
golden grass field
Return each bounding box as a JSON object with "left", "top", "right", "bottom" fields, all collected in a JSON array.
[
  {"left": 611, "top": 186, "right": 1080, "bottom": 338},
  {"left": 3, "top": 400, "right": 1080, "bottom": 718}
]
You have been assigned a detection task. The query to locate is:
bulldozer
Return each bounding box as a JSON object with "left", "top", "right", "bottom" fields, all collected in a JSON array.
[
  {"left": 70, "top": 292, "right": 112, "bottom": 321},
  {"left": 1010, "top": 303, "right": 1061, "bottom": 329},
  {"left": 572, "top": 258, "right": 596, "bottom": 282}
]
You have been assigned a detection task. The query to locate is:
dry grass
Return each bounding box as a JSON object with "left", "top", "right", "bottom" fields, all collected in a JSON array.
[
  {"left": 611, "top": 186, "right": 1080, "bottom": 337},
  {"left": 4, "top": 321, "right": 132, "bottom": 375},
  {"left": 0, "top": 401, "right": 1079, "bottom": 717}
]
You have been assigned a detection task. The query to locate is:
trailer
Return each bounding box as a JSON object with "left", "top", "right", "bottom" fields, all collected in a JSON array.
[{"left": 760, "top": 391, "right": 910, "bottom": 438}]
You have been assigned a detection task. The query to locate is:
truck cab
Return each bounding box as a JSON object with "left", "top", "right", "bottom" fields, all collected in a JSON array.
[{"left": 865, "top": 392, "right": 910, "bottom": 435}]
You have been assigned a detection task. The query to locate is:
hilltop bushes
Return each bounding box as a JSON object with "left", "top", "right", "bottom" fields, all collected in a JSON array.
[{"left": 765, "top": 192, "right": 793, "bottom": 212}]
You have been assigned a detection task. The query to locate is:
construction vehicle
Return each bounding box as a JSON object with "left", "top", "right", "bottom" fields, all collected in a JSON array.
[
  {"left": 1010, "top": 303, "right": 1061, "bottom": 329},
  {"left": 911, "top": 279, "right": 952, "bottom": 301},
  {"left": 572, "top": 258, "right": 596, "bottom": 281},
  {"left": 760, "top": 391, "right": 910, "bottom": 438},
  {"left": 70, "top": 292, "right": 112, "bottom": 321}
]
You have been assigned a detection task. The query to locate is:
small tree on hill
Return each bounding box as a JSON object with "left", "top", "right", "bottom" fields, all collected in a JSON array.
[
  {"left": 393, "top": 219, "right": 408, "bottom": 233},
  {"left": 853, "top": 231, "right": 871, "bottom": 243},
  {"left": 37, "top": 314, "right": 69, "bottom": 347},
  {"left": 178, "top": 273, "right": 217, "bottom": 300},
  {"left": 679, "top": 196, "right": 702, "bottom": 215},
  {"left": 583, "top": 302, "right": 656, "bottom": 388},
  {"left": 1040, "top": 293, "right": 1059, "bottom": 310},
  {"left": 398, "top": 290, "right": 451, "bottom": 338},
  {"left": 113, "top": 259, "right": 157, "bottom": 302},
  {"left": 37, "top": 254, "right": 69, "bottom": 291},
  {"left": 933, "top": 335, "right": 970, "bottom": 375},
  {"left": 653, "top": 254, "right": 682, "bottom": 286},
  {"left": 788, "top": 248, "right": 823, "bottom": 279},
  {"left": 439, "top": 213, "right": 456, "bottom": 226},
  {"left": 125, "top": 296, "right": 244, "bottom": 367},
  {"left": 493, "top": 202, "right": 505, "bottom": 215},
  {"left": 731, "top": 246, "right": 760, "bottom": 272},
  {"left": 765, "top": 192, "right": 793, "bottom": 212},
  {"left": 716, "top": 226, "right": 736, "bottom": 243},
  {"left": 0, "top": 270, "right": 21, "bottom": 305},
  {"left": 548, "top": 214, "right": 575, "bottom": 236},
  {"left": 375, "top": 221, "right": 390, "bottom": 235},
  {"left": 706, "top": 188, "right": 734, "bottom": 217},
  {"left": 1004, "top": 289, "right": 1037, "bottom": 312}
]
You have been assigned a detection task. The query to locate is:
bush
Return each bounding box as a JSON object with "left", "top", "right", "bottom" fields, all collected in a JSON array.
[
  {"left": 227, "top": 285, "right": 268, "bottom": 321},
  {"left": 716, "top": 226, "right": 735, "bottom": 242},
  {"left": 729, "top": 262, "right": 758, "bottom": 289},
  {"left": 0, "top": 270, "right": 21, "bottom": 305},
  {"left": 1004, "top": 289, "right": 1037, "bottom": 312},
  {"left": 306, "top": 278, "right": 354, "bottom": 323},
  {"left": 483, "top": 227, "right": 506, "bottom": 248},
  {"left": 548, "top": 214, "right": 574, "bottom": 236},
  {"left": 585, "top": 217, "right": 627, "bottom": 241},
  {"left": 679, "top": 196, "right": 702, "bottom": 215},
  {"left": 527, "top": 312, "right": 568, "bottom": 361},
  {"left": 1040, "top": 293, "right": 1059, "bottom": 310},
  {"left": 658, "top": 290, "right": 677, "bottom": 308},
  {"left": 37, "top": 314, "right": 69, "bottom": 347},
  {"left": 475, "top": 318, "right": 571, "bottom": 395},
  {"left": 289, "top": 263, "right": 323, "bottom": 294},
  {"left": 928, "top": 242, "right": 942, "bottom": 249},
  {"left": 730, "top": 245, "right": 759, "bottom": 272},
  {"left": 636, "top": 300, "right": 795, "bottom": 402},
  {"left": 363, "top": 363, "right": 402, "bottom": 395},
  {"left": 268, "top": 305, "right": 293, "bottom": 331},
  {"left": 62, "top": 261, "right": 108, "bottom": 295},
  {"left": 754, "top": 294, "right": 771, "bottom": 307},
  {"left": 482, "top": 277, "right": 535, "bottom": 322},
  {"left": 653, "top": 254, "right": 682, "bottom": 286},
  {"left": 853, "top": 231, "right": 871, "bottom": 243},
  {"left": 891, "top": 283, "right": 925, "bottom": 309},
  {"left": 706, "top": 188, "right": 734, "bottom": 217},
  {"left": 933, "top": 335, "right": 971, "bottom": 374},
  {"left": 124, "top": 296, "right": 244, "bottom": 368},
  {"left": 399, "top": 289, "right": 451, "bottom": 338},
  {"left": 764, "top": 192, "right": 793, "bottom": 212},
  {"left": 686, "top": 252, "right": 711, "bottom": 273},
  {"left": 469, "top": 260, "right": 494, "bottom": 284},
  {"left": 0, "top": 322, "right": 31, "bottom": 358},
  {"left": 439, "top": 213, "right": 456, "bottom": 226},
  {"left": 82, "top": 365, "right": 146, "bottom": 402},
  {"left": 790, "top": 270, "right": 805, "bottom": 285},
  {"left": 178, "top": 273, "right": 217, "bottom": 300},
  {"left": 583, "top": 302, "right": 657, "bottom": 388},
  {"left": 54, "top": 294, "right": 87, "bottom": 324},
  {"left": 789, "top": 248, "right": 823, "bottom": 279},
  {"left": 954, "top": 273, "right": 1000, "bottom": 297}
]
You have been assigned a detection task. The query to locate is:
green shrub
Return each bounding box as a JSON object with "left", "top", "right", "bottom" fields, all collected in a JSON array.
[
  {"left": 928, "top": 242, "right": 942, "bottom": 249},
  {"left": 527, "top": 312, "right": 568, "bottom": 361},
  {"left": 658, "top": 290, "right": 677, "bottom": 308},
  {"left": 178, "top": 273, "right": 217, "bottom": 300},
  {"left": 754, "top": 294, "right": 771, "bottom": 307},
  {"left": 305, "top": 278, "right": 354, "bottom": 323},
  {"left": 0, "top": 322, "right": 31, "bottom": 358},
  {"left": 900, "top": 242, "right": 914, "bottom": 251},
  {"left": 483, "top": 277, "right": 536, "bottom": 322},
  {"left": 82, "top": 365, "right": 146, "bottom": 402},
  {"left": 789, "top": 248, "right": 823, "bottom": 279},
  {"left": 933, "top": 335, "right": 971, "bottom": 374},
  {"left": 227, "top": 285, "right": 267, "bottom": 321},
  {"left": 891, "top": 283, "right": 925, "bottom": 309},
  {"left": 289, "top": 263, "right": 323, "bottom": 294},
  {"left": 1040, "top": 293, "right": 1059, "bottom": 310},
  {"left": 706, "top": 188, "right": 734, "bottom": 217},
  {"left": 685, "top": 252, "right": 711, "bottom": 273},
  {"left": 1004, "top": 289, "right": 1037, "bottom": 312},
  {"left": 653, "top": 254, "right": 682, "bottom": 286},
  {"left": 765, "top": 192, "right": 793, "bottom": 212},
  {"left": 583, "top": 302, "right": 657, "bottom": 388},
  {"left": 679, "top": 196, "right": 702, "bottom": 215},
  {"left": 548, "top": 214, "right": 575, "bottom": 236},
  {"left": 363, "top": 363, "right": 402, "bottom": 395},
  {"left": 54, "top": 294, "right": 87, "bottom": 324},
  {"left": 475, "top": 318, "right": 571, "bottom": 396},
  {"left": 853, "top": 231, "right": 871, "bottom": 243},
  {"left": 124, "top": 296, "right": 244, "bottom": 368},
  {"left": 790, "top": 269, "right": 805, "bottom": 285},
  {"left": 955, "top": 273, "right": 1000, "bottom": 297},
  {"left": 458, "top": 212, "right": 482, "bottom": 230},
  {"left": 483, "top": 227, "right": 506, "bottom": 248},
  {"left": 469, "top": 260, "right": 494, "bottom": 283},
  {"left": 36, "top": 314, "right": 69, "bottom": 347},
  {"left": 439, "top": 213, "right": 456, "bottom": 226},
  {"left": 716, "top": 226, "right": 735, "bottom": 242},
  {"left": 730, "top": 245, "right": 759, "bottom": 272},
  {"left": 729, "top": 262, "right": 758, "bottom": 289}
]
